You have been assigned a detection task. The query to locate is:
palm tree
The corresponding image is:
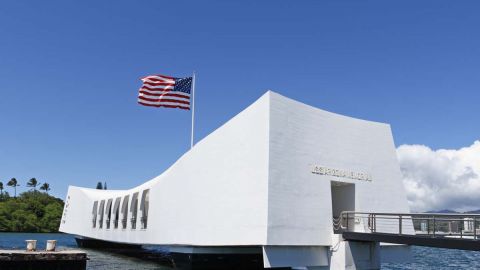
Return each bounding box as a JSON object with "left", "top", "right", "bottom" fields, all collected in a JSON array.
[
  {"left": 40, "top": 183, "right": 51, "bottom": 194},
  {"left": 7, "top": 178, "right": 20, "bottom": 198},
  {"left": 27, "top": 178, "right": 39, "bottom": 191},
  {"left": 0, "top": 181, "right": 4, "bottom": 196}
]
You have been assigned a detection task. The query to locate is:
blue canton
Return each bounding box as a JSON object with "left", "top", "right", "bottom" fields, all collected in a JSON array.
[{"left": 174, "top": 77, "right": 192, "bottom": 94}]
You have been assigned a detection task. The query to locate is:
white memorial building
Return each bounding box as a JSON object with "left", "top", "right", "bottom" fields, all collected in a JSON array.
[{"left": 60, "top": 91, "right": 412, "bottom": 269}]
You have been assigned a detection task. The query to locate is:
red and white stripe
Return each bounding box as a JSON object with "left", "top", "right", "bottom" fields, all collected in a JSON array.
[{"left": 137, "top": 75, "right": 190, "bottom": 110}]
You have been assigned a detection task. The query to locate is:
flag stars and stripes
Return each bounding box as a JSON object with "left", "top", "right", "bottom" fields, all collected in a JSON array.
[{"left": 138, "top": 75, "right": 192, "bottom": 110}]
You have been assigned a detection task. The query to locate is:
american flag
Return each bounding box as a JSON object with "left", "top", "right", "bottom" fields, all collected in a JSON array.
[{"left": 138, "top": 74, "right": 192, "bottom": 110}]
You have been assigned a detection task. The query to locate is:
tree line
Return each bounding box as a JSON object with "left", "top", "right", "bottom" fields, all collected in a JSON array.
[
  {"left": 0, "top": 178, "right": 107, "bottom": 232},
  {"left": 0, "top": 191, "right": 63, "bottom": 232},
  {"left": 0, "top": 178, "right": 51, "bottom": 199},
  {"left": 0, "top": 178, "right": 62, "bottom": 232}
]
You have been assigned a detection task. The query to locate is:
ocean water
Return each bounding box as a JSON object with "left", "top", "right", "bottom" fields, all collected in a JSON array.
[
  {"left": 382, "top": 245, "right": 480, "bottom": 270},
  {"left": 0, "top": 233, "right": 171, "bottom": 269},
  {"left": 1, "top": 232, "right": 480, "bottom": 269}
]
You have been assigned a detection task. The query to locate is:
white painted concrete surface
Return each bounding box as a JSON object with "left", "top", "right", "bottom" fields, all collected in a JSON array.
[{"left": 59, "top": 91, "right": 412, "bottom": 269}]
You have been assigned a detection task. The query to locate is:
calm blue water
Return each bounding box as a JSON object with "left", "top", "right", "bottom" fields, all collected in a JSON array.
[
  {"left": 383, "top": 246, "right": 480, "bottom": 270},
  {"left": 1, "top": 232, "right": 480, "bottom": 269},
  {"left": 0, "top": 233, "right": 171, "bottom": 269}
]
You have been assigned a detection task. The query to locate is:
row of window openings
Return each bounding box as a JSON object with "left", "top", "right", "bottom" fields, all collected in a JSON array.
[{"left": 92, "top": 189, "right": 149, "bottom": 230}]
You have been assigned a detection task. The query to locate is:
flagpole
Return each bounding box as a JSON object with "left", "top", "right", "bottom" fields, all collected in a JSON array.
[{"left": 190, "top": 71, "right": 196, "bottom": 149}]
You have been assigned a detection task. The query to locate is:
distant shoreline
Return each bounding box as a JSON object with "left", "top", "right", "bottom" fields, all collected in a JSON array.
[{"left": 0, "top": 191, "right": 64, "bottom": 233}]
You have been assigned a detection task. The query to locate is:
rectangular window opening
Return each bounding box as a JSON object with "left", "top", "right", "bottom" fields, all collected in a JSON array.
[
  {"left": 105, "top": 199, "right": 113, "bottom": 229},
  {"left": 121, "top": 195, "right": 129, "bottom": 229},
  {"left": 140, "top": 189, "right": 150, "bottom": 229},
  {"left": 113, "top": 197, "right": 121, "bottom": 229},
  {"left": 98, "top": 200, "right": 105, "bottom": 229},
  {"left": 130, "top": 192, "right": 139, "bottom": 229},
  {"left": 92, "top": 201, "right": 98, "bottom": 228}
]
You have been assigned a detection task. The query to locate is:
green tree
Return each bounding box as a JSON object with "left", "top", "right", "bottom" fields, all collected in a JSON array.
[
  {"left": 27, "top": 178, "right": 38, "bottom": 191},
  {"left": 12, "top": 210, "right": 38, "bottom": 232},
  {"left": 96, "top": 182, "right": 103, "bottom": 189},
  {"left": 0, "top": 190, "right": 64, "bottom": 232},
  {"left": 0, "top": 182, "right": 8, "bottom": 202},
  {"left": 7, "top": 178, "right": 20, "bottom": 198},
  {"left": 41, "top": 203, "right": 63, "bottom": 232},
  {"left": 0, "top": 202, "right": 12, "bottom": 230},
  {"left": 40, "top": 183, "right": 51, "bottom": 194}
]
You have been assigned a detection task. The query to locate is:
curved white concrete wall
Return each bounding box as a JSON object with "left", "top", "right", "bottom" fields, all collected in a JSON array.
[
  {"left": 60, "top": 91, "right": 411, "bottom": 248},
  {"left": 61, "top": 93, "right": 270, "bottom": 246}
]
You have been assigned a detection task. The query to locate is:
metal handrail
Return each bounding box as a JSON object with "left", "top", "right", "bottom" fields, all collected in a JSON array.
[
  {"left": 338, "top": 211, "right": 480, "bottom": 240},
  {"left": 341, "top": 211, "right": 480, "bottom": 217}
]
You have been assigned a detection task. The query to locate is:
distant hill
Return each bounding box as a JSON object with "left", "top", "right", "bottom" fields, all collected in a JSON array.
[
  {"left": 426, "top": 209, "right": 459, "bottom": 214},
  {"left": 0, "top": 191, "right": 64, "bottom": 233},
  {"left": 424, "top": 209, "right": 480, "bottom": 214}
]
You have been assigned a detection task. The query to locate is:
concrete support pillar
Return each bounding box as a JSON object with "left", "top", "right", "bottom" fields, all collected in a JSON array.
[
  {"left": 329, "top": 234, "right": 380, "bottom": 270},
  {"left": 345, "top": 241, "right": 380, "bottom": 270}
]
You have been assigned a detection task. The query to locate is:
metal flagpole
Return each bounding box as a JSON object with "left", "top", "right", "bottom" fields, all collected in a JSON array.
[{"left": 190, "top": 71, "right": 196, "bottom": 149}]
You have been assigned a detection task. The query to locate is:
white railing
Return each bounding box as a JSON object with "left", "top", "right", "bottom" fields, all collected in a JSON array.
[{"left": 339, "top": 211, "right": 480, "bottom": 239}]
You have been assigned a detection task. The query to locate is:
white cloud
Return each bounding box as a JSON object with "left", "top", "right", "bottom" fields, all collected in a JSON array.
[{"left": 396, "top": 140, "right": 480, "bottom": 212}]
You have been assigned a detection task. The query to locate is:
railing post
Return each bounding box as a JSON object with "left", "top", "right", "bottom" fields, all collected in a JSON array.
[
  {"left": 474, "top": 218, "right": 477, "bottom": 240},
  {"left": 460, "top": 219, "right": 463, "bottom": 239},
  {"left": 399, "top": 215, "right": 402, "bottom": 235},
  {"left": 374, "top": 214, "right": 376, "bottom": 233},
  {"left": 367, "top": 214, "right": 373, "bottom": 232},
  {"left": 427, "top": 218, "right": 430, "bottom": 235},
  {"left": 433, "top": 216, "right": 436, "bottom": 238},
  {"left": 346, "top": 212, "right": 349, "bottom": 231},
  {"left": 367, "top": 214, "right": 376, "bottom": 233}
]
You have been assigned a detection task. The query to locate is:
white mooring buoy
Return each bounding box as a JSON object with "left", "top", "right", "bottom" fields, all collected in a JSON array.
[
  {"left": 25, "top": 240, "right": 37, "bottom": 251},
  {"left": 46, "top": 240, "right": 57, "bottom": 252}
]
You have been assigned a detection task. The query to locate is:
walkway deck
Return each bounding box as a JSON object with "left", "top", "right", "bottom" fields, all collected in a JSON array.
[{"left": 343, "top": 232, "right": 480, "bottom": 251}]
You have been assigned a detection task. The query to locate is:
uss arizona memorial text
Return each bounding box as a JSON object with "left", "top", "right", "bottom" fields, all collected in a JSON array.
[{"left": 311, "top": 165, "right": 373, "bottom": 182}]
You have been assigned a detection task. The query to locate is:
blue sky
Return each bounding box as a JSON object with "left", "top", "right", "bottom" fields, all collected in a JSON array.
[{"left": 0, "top": 1, "right": 479, "bottom": 199}]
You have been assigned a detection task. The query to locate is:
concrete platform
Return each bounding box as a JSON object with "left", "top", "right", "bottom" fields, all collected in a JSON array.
[{"left": 0, "top": 249, "right": 87, "bottom": 270}]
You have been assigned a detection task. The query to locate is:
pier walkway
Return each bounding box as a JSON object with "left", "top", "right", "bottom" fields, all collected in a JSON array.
[
  {"left": 337, "top": 212, "right": 480, "bottom": 251},
  {"left": 0, "top": 249, "right": 87, "bottom": 270}
]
